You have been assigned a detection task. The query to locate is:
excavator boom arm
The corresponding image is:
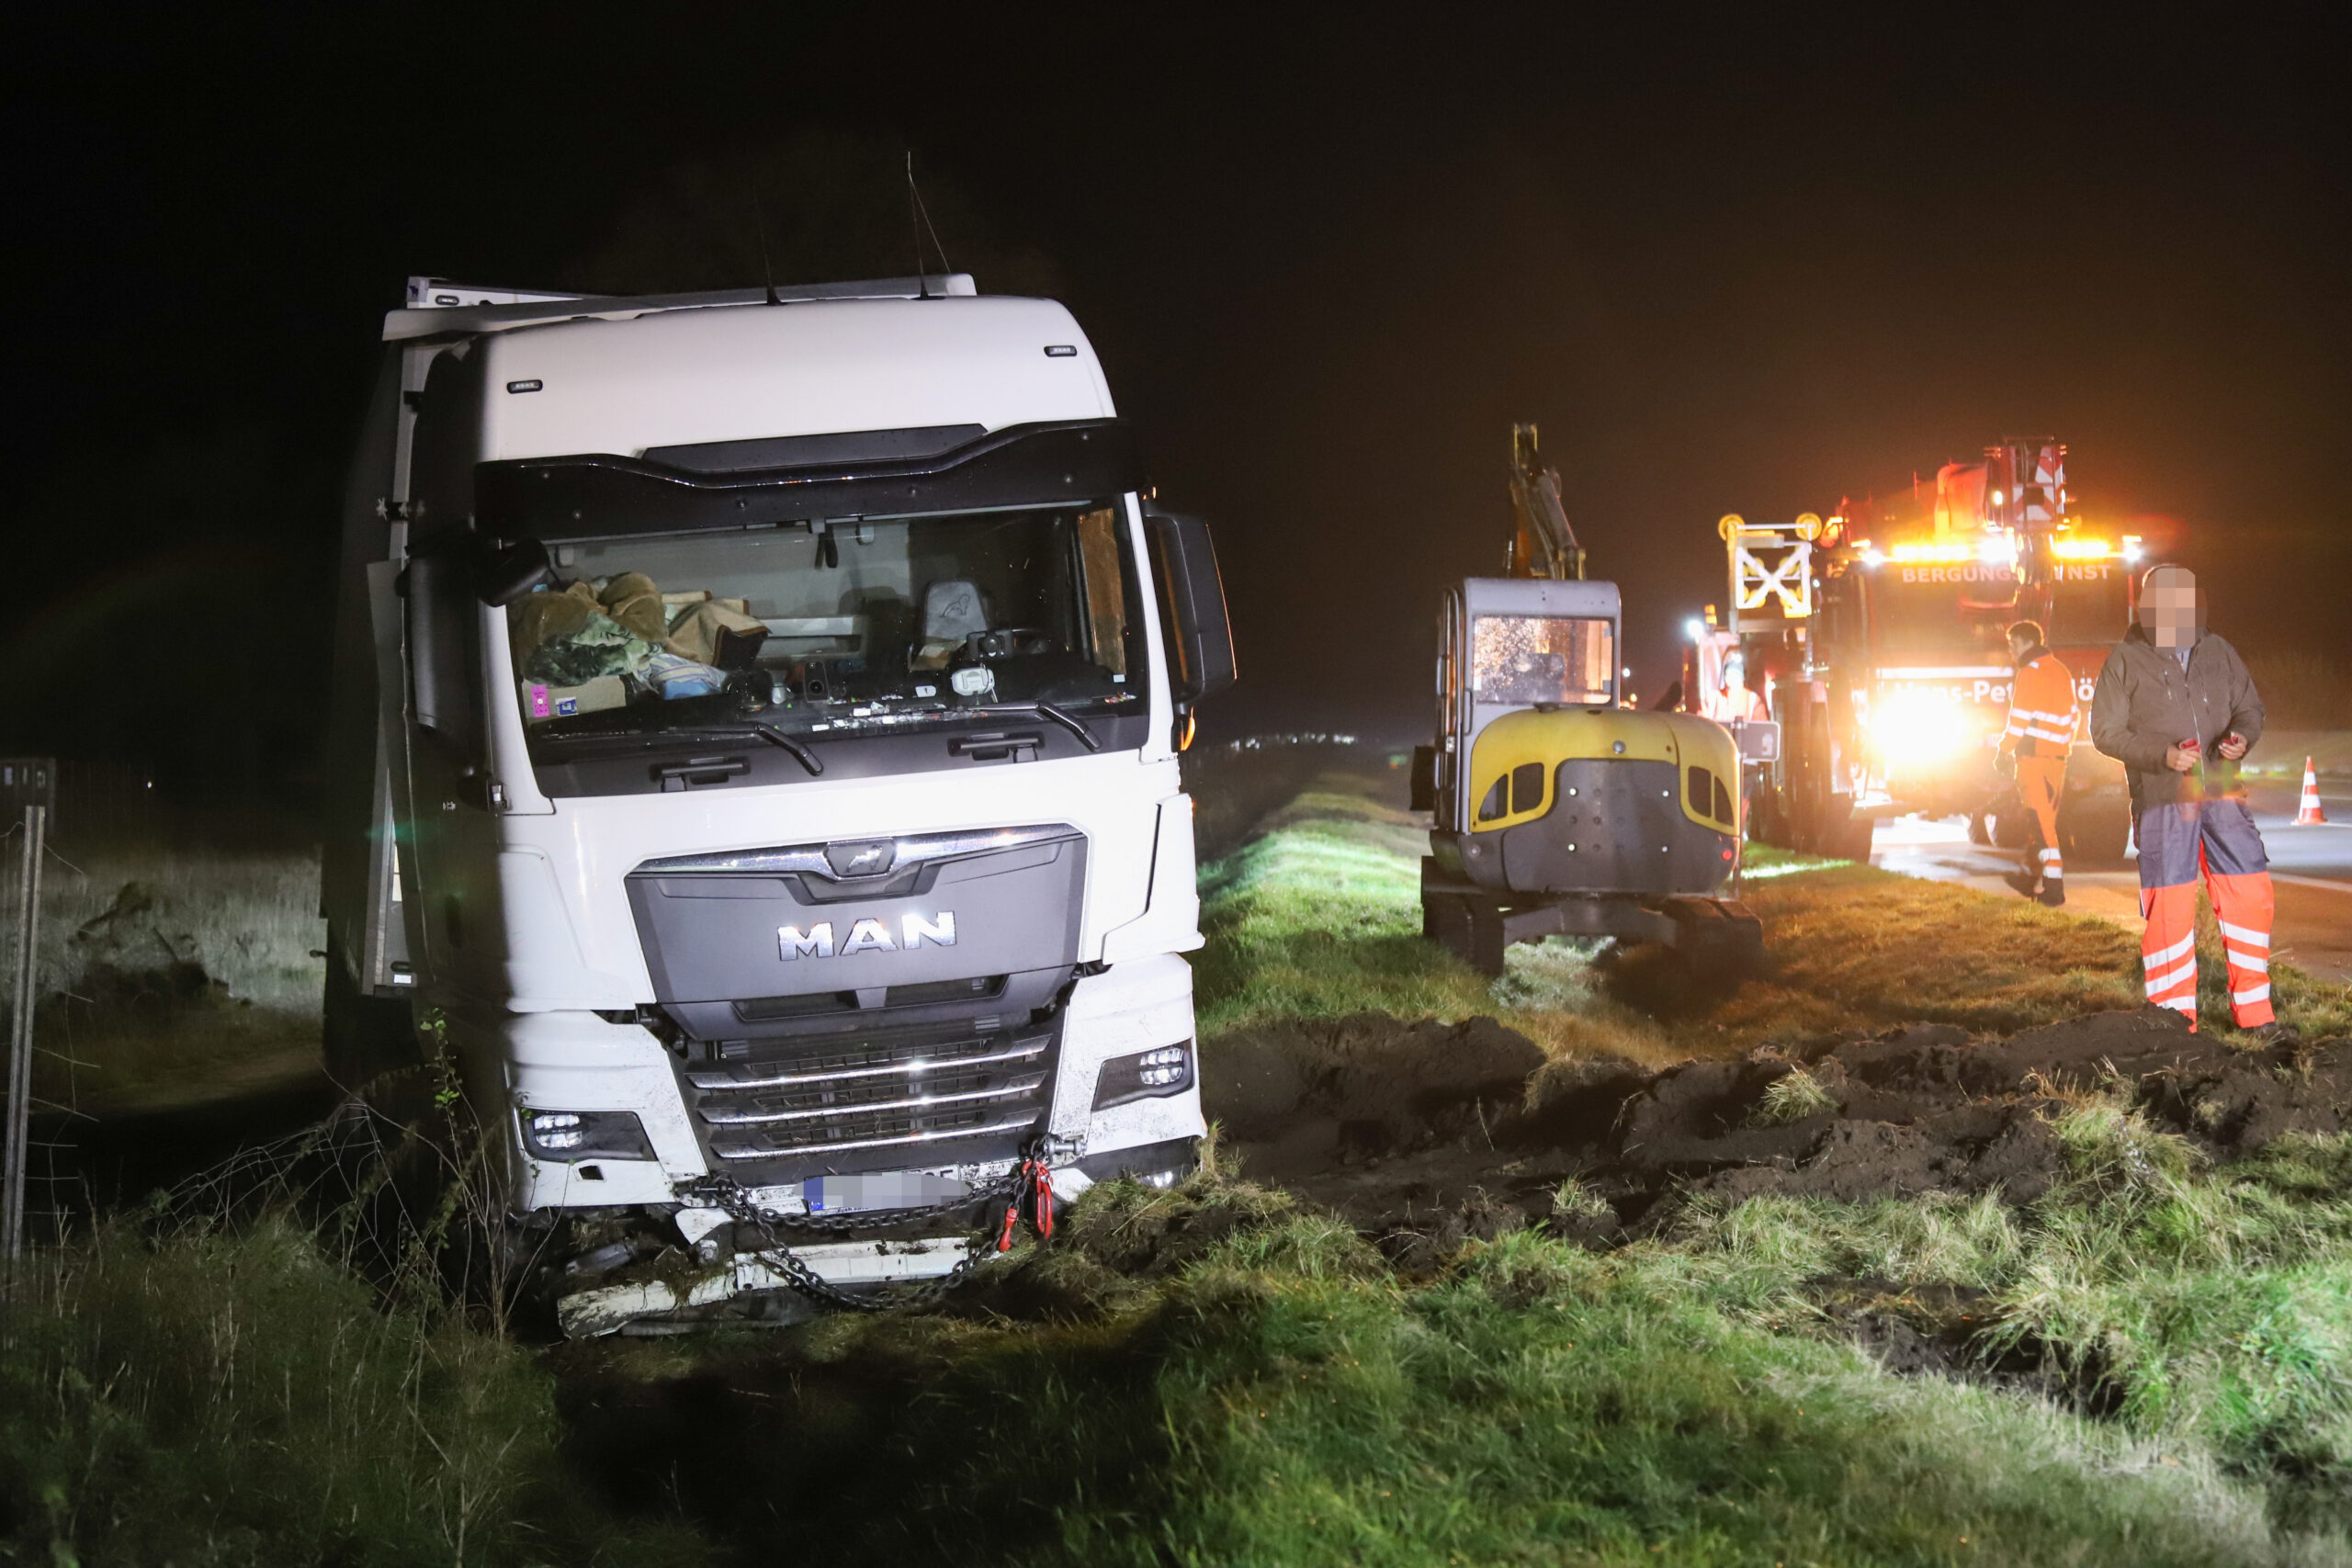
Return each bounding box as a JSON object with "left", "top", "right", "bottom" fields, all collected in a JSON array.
[{"left": 1507, "top": 422, "right": 1583, "bottom": 581}]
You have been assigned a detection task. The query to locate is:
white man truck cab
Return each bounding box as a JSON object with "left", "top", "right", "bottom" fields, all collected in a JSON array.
[{"left": 321, "top": 275, "right": 1233, "bottom": 1334}]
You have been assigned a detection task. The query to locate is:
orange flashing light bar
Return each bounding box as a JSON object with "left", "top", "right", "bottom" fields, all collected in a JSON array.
[{"left": 2052, "top": 537, "right": 2116, "bottom": 560}]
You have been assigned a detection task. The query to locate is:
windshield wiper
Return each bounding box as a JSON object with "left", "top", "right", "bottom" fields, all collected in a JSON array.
[
  {"left": 707, "top": 723, "right": 825, "bottom": 776},
  {"left": 989, "top": 701, "right": 1101, "bottom": 752}
]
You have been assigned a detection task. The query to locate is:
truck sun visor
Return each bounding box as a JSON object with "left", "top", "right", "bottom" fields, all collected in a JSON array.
[{"left": 475, "top": 419, "right": 1141, "bottom": 543}]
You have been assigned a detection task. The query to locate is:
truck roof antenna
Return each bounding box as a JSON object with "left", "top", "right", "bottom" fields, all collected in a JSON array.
[
  {"left": 753, "top": 190, "right": 780, "bottom": 306},
  {"left": 906, "top": 152, "right": 951, "bottom": 298}
]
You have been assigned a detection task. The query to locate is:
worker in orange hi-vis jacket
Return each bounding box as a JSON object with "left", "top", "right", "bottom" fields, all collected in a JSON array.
[
  {"left": 1996, "top": 620, "right": 2077, "bottom": 907},
  {"left": 1704, "top": 651, "right": 1770, "bottom": 723},
  {"left": 2090, "top": 564, "right": 2289, "bottom": 1041}
]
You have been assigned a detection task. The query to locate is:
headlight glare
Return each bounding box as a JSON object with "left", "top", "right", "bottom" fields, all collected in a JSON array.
[{"left": 1866, "top": 691, "right": 1968, "bottom": 769}]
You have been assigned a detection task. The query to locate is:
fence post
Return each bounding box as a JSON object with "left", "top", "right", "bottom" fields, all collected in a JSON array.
[{"left": 3, "top": 757, "right": 53, "bottom": 1283}]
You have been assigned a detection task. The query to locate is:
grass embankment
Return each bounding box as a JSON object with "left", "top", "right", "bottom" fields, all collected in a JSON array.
[
  {"left": 545, "top": 1172, "right": 2315, "bottom": 1565},
  {"left": 13, "top": 1144, "right": 2352, "bottom": 1563},
  {"left": 1, "top": 1213, "right": 703, "bottom": 1566},
  {"left": 11, "top": 765, "right": 2352, "bottom": 1564},
  {"left": 27, "top": 824, "right": 324, "bottom": 1110},
  {"left": 1657, "top": 1114, "right": 2352, "bottom": 1531},
  {"left": 1193, "top": 770, "right": 2348, "bottom": 1059}
]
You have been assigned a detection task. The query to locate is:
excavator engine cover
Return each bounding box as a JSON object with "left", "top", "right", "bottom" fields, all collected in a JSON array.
[
  {"left": 1439, "top": 707, "right": 1740, "bottom": 900},
  {"left": 1499, "top": 758, "right": 1734, "bottom": 895}
]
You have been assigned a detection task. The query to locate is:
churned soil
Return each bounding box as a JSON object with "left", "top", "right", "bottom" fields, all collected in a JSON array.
[{"left": 1204, "top": 1007, "right": 2352, "bottom": 1269}]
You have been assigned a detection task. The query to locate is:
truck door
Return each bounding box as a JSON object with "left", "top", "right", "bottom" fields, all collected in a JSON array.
[{"left": 401, "top": 562, "right": 504, "bottom": 996}]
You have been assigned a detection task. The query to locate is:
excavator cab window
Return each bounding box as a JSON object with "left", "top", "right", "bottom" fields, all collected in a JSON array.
[{"left": 1469, "top": 615, "right": 1615, "bottom": 707}]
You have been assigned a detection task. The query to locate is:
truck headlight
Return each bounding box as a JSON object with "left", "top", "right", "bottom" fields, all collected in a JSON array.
[
  {"left": 1091, "top": 1043, "right": 1195, "bottom": 1110},
  {"left": 519, "top": 1108, "right": 654, "bottom": 1161}
]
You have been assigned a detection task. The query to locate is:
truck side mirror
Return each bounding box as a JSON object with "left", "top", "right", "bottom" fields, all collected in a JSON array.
[
  {"left": 476, "top": 536, "right": 554, "bottom": 606},
  {"left": 1145, "top": 509, "right": 1236, "bottom": 710},
  {"left": 401, "top": 552, "right": 483, "bottom": 762}
]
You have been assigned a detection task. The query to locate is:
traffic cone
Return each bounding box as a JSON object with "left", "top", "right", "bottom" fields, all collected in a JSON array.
[{"left": 2297, "top": 758, "right": 2328, "bottom": 826}]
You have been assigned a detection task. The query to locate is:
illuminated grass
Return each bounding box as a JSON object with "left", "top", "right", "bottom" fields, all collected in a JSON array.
[
  {"left": 1191, "top": 776, "right": 1493, "bottom": 1032},
  {"left": 1189, "top": 771, "right": 2310, "bottom": 1066},
  {"left": 1709, "top": 865, "right": 2146, "bottom": 1041},
  {"left": 1188, "top": 775, "right": 1681, "bottom": 1066},
  {"left": 1645, "top": 1117, "right": 2352, "bottom": 1532}
]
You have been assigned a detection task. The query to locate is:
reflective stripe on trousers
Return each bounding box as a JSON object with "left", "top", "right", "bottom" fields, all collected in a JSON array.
[
  {"left": 2016, "top": 755, "right": 2065, "bottom": 883},
  {"left": 2136, "top": 797, "right": 2275, "bottom": 1029}
]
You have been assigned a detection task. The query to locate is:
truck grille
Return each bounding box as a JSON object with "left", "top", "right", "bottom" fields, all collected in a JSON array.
[{"left": 682, "top": 1020, "right": 1056, "bottom": 1168}]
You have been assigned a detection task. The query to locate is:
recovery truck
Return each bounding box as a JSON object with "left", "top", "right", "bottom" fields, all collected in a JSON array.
[
  {"left": 1410, "top": 426, "right": 1761, "bottom": 980},
  {"left": 322, "top": 273, "right": 1234, "bottom": 1335},
  {"left": 1698, "top": 437, "right": 2137, "bottom": 863}
]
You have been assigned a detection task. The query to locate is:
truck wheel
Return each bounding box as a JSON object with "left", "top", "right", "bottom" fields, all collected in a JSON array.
[
  {"left": 1992, "top": 813, "right": 2032, "bottom": 851},
  {"left": 322, "top": 931, "right": 421, "bottom": 1089},
  {"left": 1834, "top": 812, "right": 1875, "bottom": 863}
]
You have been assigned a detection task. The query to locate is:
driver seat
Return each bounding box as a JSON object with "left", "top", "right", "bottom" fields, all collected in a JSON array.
[{"left": 913, "top": 579, "right": 989, "bottom": 670}]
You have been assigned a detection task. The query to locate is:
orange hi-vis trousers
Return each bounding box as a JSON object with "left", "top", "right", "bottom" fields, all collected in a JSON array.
[
  {"left": 2015, "top": 755, "right": 2065, "bottom": 886},
  {"left": 2137, "top": 797, "right": 2276, "bottom": 1030}
]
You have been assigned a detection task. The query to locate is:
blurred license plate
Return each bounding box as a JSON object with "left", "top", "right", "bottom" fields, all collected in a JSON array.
[{"left": 804, "top": 1172, "right": 970, "bottom": 1214}]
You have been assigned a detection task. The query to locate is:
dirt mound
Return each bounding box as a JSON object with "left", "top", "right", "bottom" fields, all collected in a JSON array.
[
  {"left": 1208, "top": 1008, "right": 2352, "bottom": 1260},
  {"left": 1206, "top": 1011, "right": 1544, "bottom": 1152}
]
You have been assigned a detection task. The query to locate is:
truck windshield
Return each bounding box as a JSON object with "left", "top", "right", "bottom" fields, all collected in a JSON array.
[
  {"left": 1865, "top": 565, "right": 2016, "bottom": 668},
  {"left": 508, "top": 503, "right": 1144, "bottom": 745},
  {"left": 2045, "top": 561, "right": 2129, "bottom": 649},
  {"left": 1470, "top": 615, "right": 1615, "bottom": 705}
]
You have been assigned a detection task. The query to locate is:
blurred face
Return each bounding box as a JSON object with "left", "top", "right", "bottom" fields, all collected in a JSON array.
[{"left": 2139, "top": 567, "right": 2200, "bottom": 649}]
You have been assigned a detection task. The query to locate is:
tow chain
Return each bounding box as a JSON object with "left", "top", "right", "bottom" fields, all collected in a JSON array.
[{"left": 682, "top": 1149, "right": 1059, "bottom": 1314}]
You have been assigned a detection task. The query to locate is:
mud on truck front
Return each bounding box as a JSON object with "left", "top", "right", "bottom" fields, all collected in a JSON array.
[{"left": 320, "top": 276, "right": 1234, "bottom": 1335}]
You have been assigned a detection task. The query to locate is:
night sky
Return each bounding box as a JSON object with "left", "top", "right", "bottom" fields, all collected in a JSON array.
[{"left": 6, "top": 6, "right": 2345, "bottom": 795}]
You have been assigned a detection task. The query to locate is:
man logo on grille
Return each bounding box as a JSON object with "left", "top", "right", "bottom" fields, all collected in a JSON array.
[{"left": 777, "top": 911, "right": 957, "bottom": 960}]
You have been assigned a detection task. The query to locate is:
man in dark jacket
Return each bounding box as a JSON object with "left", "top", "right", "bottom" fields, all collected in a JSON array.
[{"left": 2090, "top": 564, "right": 2284, "bottom": 1037}]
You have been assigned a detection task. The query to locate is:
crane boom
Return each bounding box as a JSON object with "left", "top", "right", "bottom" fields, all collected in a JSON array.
[{"left": 1506, "top": 423, "right": 1585, "bottom": 581}]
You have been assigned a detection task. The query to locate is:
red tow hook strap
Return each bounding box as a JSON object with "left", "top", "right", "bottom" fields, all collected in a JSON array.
[{"left": 996, "top": 1158, "right": 1057, "bottom": 1251}]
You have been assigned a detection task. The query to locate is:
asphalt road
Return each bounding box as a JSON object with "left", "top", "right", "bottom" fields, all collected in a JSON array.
[{"left": 1872, "top": 777, "right": 2352, "bottom": 985}]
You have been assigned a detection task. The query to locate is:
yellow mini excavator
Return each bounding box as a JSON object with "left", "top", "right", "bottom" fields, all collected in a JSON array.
[{"left": 1409, "top": 425, "right": 1762, "bottom": 979}]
